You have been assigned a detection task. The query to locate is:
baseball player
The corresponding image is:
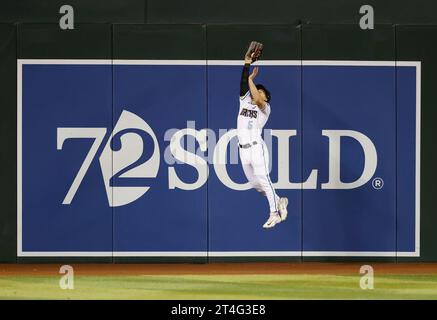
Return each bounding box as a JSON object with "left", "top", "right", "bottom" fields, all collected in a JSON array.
[{"left": 237, "top": 41, "right": 288, "bottom": 229}]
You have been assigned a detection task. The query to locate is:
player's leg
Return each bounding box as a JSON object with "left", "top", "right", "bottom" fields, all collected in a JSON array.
[
  {"left": 253, "top": 141, "right": 289, "bottom": 222},
  {"left": 242, "top": 163, "right": 265, "bottom": 194},
  {"left": 255, "top": 171, "right": 280, "bottom": 214},
  {"left": 259, "top": 141, "right": 288, "bottom": 220},
  {"left": 239, "top": 147, "right": 265, "bottom": 194},
  {"left": 252, "top": 143, "right": 279, "bottom": 208},
  {"left": 251, "top": 142, "right": 282, "bottom": 228}
]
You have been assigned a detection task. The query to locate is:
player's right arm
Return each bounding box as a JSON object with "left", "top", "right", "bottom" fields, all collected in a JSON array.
[{"left": 248, "top": 67, "right": 267, "bottom": 111}]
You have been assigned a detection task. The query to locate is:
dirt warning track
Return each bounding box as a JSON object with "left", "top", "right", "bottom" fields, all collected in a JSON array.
[{"left": 1, "top": 263, "right": 437, "bottom": 276}]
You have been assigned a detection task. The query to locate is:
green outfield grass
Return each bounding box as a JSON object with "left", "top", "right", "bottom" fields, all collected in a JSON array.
[{"left": 1, "top": 274, "right": 437, "bottom": 299}]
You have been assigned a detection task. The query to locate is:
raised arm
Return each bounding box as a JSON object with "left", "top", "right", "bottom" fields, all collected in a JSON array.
[
  {"left": 248, "top": 67, "right": 267, "bottom": 110},
  {"left": 240, "top": 56, "right": 252, "bottom": 97}
]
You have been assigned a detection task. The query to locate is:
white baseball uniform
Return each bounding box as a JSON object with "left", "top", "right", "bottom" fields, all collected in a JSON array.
[{"left": 237, "top": 91, "right": 279, "bottom": 213}]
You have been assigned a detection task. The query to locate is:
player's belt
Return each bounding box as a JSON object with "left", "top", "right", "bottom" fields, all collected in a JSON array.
[{"left": 239, "top": 141, "right": 258, "bottom": 149}]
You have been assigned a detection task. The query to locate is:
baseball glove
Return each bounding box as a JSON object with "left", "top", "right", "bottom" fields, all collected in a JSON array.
[{"left": 245, "top": 41, "right": 264, "bottom": 63}]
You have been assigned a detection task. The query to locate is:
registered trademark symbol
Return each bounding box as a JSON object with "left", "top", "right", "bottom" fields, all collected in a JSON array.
[{"left": 372, "top": 177, "right": 384, "bottom": 190}]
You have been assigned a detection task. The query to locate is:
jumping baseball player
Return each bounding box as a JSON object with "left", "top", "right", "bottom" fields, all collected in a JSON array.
[{"left": 237, "top": 41, "right": 288, "bottom": 229}]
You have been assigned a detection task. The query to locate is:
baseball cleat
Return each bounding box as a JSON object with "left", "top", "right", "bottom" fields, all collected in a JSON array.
[
  {"left": 278, "top": 197, "right": 289, "bottom": 221},
  {"left": 263, "top": 212, "right": 282, "bottom": 229}
]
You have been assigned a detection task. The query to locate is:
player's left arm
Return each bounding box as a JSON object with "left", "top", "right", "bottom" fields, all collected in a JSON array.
[{"left": 248, "top": 67, "right": 267, "bottom": 111}]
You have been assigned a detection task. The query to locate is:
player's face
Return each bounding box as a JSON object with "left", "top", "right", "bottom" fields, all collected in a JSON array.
[{"left": 258, "top": 89, "right": 267, "bottom": 102}]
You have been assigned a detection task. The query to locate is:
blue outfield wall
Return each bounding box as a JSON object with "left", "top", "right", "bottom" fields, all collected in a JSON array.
[{"left": 18, "top": 60, "right": 419, "bottom": 258}]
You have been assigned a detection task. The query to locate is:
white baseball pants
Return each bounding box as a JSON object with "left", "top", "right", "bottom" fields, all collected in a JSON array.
[{"left": 239, "top": 140, "right": 280, "bottom": 213}]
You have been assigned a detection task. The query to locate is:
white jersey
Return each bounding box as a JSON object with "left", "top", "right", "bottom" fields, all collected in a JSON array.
[{"left": 237, "top": 91, "right": 271, "bottom": 144}]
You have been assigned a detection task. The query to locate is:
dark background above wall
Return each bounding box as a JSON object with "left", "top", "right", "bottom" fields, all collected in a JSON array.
[{"left": 1, "top": 0, "right": 437, "bottom": 25}]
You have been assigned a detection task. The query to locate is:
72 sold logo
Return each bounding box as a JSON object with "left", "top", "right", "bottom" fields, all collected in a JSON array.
[{"left": 57, "top": 110, "right": 160, "bottom": 207}]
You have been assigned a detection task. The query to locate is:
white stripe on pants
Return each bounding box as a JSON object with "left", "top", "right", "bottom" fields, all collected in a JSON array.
[{"left": 239, "top": 140, "right": 280, "bottom": 213}]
